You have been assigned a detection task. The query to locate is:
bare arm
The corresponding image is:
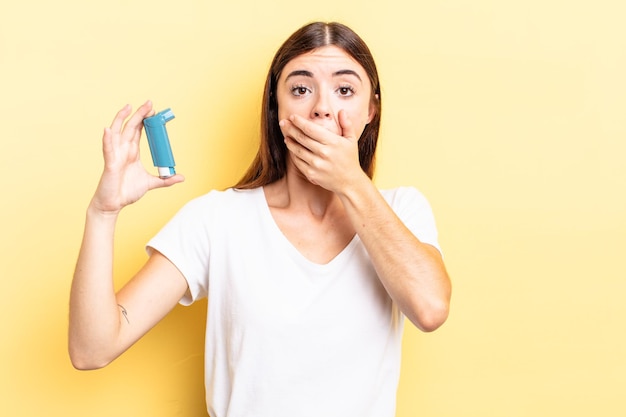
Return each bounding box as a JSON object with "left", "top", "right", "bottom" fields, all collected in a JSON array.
[
  {"left": 337, "top": 179, "right": 451, "bottom": 331},
  {"left": 281, "top": 111, "right": 451, "bottom": 331},
  {"left": 69, "top": 102, "right": 186, "bottom": 369}
]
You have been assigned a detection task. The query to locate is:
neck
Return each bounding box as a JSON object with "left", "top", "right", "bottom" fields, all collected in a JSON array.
[{"left": 264, "top": 166, "right": 340, "bottom": 218}]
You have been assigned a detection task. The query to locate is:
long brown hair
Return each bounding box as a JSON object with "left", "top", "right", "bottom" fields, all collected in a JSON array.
[{"left": 235, "top": 22, "right": 382, "bottom": 189}]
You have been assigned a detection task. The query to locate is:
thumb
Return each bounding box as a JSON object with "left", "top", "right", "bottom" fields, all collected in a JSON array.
[
  {"left": 149, "top": 173, "right": 186, "bottom": 191},
  {"left": 338, "top": 110, "right": 357, "bottom": 142}
]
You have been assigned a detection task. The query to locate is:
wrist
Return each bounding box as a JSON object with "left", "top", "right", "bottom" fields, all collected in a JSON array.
[
  {"left": 336, "top": 170, "right": 373, "bottom": 201},
  {"left": 86, "top": 200, "right": 121, "bottom": 222}
]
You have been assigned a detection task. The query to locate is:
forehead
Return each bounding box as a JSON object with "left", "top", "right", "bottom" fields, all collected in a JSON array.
[{"left": 280, "top": 45, "right": 367, "bottom": 79}]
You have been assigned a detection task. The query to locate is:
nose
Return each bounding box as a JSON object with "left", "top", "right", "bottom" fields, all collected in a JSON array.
[{"left": 311, "top": 91, "right": 332, "bottom": 119}]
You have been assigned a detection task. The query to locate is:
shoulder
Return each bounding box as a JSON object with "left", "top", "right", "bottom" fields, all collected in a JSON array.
[
  {"left": 379, "top": 186, "right": 431, "bottom": 211},
  {"left": 180, "top": 187, "right": 262, "bottom": 213},
  {"left": 380, "top": 186, "right": 441, "bottom": 251},
  {"left": 162, "top": 187, "right": 262, "bottom": 230},
  {"left": 151, "top": 187, "right": 264, "bottom": 243}
]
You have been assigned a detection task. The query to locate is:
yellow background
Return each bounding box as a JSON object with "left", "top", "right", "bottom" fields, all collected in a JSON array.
[{"left": 1, "top": 0, "right": 624, "bottom": 416}]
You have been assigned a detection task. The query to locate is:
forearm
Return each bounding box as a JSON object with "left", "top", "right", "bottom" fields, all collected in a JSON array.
[
  {"left": 338, "top": 177, "right": 451, "bottom": 331},
  {"left": 69, "top": 203, "right": 125, "bottom": 369},
  {"left": 68, "top": 102, "right": 187, "bottom": 369}
]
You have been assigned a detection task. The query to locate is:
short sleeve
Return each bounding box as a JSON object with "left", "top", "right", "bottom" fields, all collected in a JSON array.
[
  {"left": 383, "top": 186, "right": 442, "bottom": 255},
  {"left": 146, "top": 193, "right": 214, "bottom": 305}
]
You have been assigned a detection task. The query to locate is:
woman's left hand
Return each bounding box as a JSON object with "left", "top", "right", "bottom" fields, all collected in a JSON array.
[{"left": 280, "top": 110, "right": 368, "bottom": 194}]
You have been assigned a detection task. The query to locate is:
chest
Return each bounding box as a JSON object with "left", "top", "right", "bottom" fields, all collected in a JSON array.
[{"left": 269, "top": 208, "right": 356, "bottom": 265}]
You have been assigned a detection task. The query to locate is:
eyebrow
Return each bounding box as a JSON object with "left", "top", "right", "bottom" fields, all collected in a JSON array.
[
  {"left": 285, "top": 70, "right": 314, "bottom": 80},
  {"left": 333, "top": 69, "right": 362, "bottom": 81},
  {"left": 284, "top": 69, "right": 363, "bottom": 82}
]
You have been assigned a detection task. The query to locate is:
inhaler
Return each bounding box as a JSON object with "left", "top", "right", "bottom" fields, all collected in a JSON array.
[{"left": 144, "top": 108, "right": 176, "bottom": 178}]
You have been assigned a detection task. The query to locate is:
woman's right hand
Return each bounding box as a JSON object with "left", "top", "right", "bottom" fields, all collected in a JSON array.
[{"left": 91, "top": 101, "right": 185, "bottom": 215}]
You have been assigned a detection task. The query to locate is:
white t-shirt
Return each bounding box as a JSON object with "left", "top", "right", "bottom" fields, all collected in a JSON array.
[{"left": 147, "top": 186, "right": 441, "bottom": 417}]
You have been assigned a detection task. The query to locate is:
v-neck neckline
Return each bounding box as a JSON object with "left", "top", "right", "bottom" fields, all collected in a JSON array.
[{"left": 255, "top": 187, "right": 360, "bottom": 272}]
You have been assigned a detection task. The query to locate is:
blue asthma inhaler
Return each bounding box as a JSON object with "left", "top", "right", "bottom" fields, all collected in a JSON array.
[{"left": 144, "top": 108, "right": 176, "bottom": 178}]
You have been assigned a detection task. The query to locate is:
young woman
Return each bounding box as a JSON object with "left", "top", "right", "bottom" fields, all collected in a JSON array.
[{"left": 69, "top": 21, "right": 451, "bottom": 417}]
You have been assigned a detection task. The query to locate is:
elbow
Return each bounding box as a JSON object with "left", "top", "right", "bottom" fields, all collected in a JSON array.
[
  {"left": 68, "top": 344, "right": 113, "bottom": 371},
  {"left": 408, "top": 297, "right": 451, "bottom": 333},
  {"left": 415, "top": 271, "right": 452, "bottom": 332},
  {"left": 70, "top": 360, "right": 101, "bottom": 371},
  {"left": 69, "top": 353, "right": 111, "bottom": 371},
  {"left": 416, "top": 303, "right": 449, "bottom": 332}
]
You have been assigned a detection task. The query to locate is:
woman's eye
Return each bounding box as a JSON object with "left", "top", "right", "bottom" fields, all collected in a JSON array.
[
  {"left": 338, "top": 86, "right": 355, "bottom": 96},
  {"left": 292, "top": 86, "right": 310, "bottom": 96}
]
